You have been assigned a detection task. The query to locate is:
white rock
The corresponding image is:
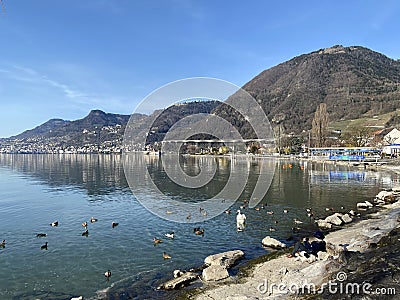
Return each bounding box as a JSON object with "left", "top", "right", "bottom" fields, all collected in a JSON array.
[
  {"left": 357, "top": 202, "right": 368, "bottom": 209},
  {"left": 325, "top": 213, "right": 344, "bottom": 226},
  {"left": 202, "top": 264, "right": 229, "bottom": 281},
  {"left": 365, "top": 201, "right": 374, "bottom": 208},
  {"left": 376, "top": 190, "right": 392, "bottom": 200},
  {"left": 317, "top": 251, "right": 330, "bottom": 261},
  {"left": 204, "top": 250, "right": 244, "bottom": 268},
  {"left": 307, "top": 254, "right": 317, "bottom": 263},
  {"left": 261, "top": 236, "right": 286, "bottom": 249},
  {"left": 316, "top": 219, "right": 332, "bottom": 229},
  {"left": 158, "top": 272, "right": 198, "bottom": 289},
  {"left": 341, "top": 214, "right": 353, "bottom": 224},
  {"left": 392, "top": 187, "right": 400, "bottom": 193}
]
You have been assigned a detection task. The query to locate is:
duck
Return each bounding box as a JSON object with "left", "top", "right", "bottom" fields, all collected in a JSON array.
[
  {"left": 163, "top": 252, "right": 172, "bottom": 259},
  {"left": 71, "top": 296, "right": 83, "bottom": 300},
  {"left": 294, "top": 218, "right": 303, "bottom": 224},
  {"left": 50, "top": 221, "right": 58, "bottom": 227},
  {"left": 193, "top": 227, "right": 205, "bottom": 236},
  {"left": 186, "top": 214, "right": 191, "bottom": 220},
  {"left": 104, "top": 270, "right": 111, "bottom": 281},
  {"left": 112, "top": 222, "right": 119, "bottom": 228},
  {"left": 239, "top": 205, "right": 246, "bottom": 210},
  {"left": 36, "top": 233, "right": 47, "bottom": 238},
  {"left": 82, "top": 221, "right": 88, "bottom": 228},
  {"left": 0, "top": 240, "right": 5, "bottom": 248},
  {"left": 153, "top": 237, "right": 162, "bottom": 244},
  {"left": 283, "top": 209, "right": 289, "bottom": 214},
  {"left": 269, "top": 227, "right": 276, "bottom": 232},
  {"left": 291, "top": 227, "right": 301, "bottom": 232},
  {"left": 255, "top": 207, "right": 260, "bottom": 211},
  {"left": 90, "top": 217, "right": 98, "bottom": 223},
  {"left": 236, "top": 210, "right": 246, "bottom": 231},
  {"left": 165, "top": 232, "right": 175, "bottom": 239},
  {"left": 82, "top": 229, "right": 89, "bottom": 237},
  {"left": 260, "top": 204, "right": 265, "bottom": 209},
  {"left": 41, "top": 242, "right": 48, "bottom": 250},
  {"left": 267, "top": 211, "right": 274, "bottom": 215},
  {"left": 225, "top": 209, "right": 232, "bottom": 214}
]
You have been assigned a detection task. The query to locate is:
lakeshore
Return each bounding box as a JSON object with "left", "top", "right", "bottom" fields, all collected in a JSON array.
[{"left": 179, "top": 193, "right": 400, "bottom": 299}]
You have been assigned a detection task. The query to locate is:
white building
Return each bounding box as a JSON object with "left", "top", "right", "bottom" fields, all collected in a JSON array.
[
  {"left": 382, "top": 144, "right": 400, "bottom": 157},
  {"left": 383, "top": 128, "right": 400, "bottom": 145}
]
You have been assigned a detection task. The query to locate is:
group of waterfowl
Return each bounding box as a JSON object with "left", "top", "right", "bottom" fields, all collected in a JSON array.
[
  {"left": 223, "top": 198, "right": 336, "bottom": 236},
  {"left": 0, "top": 216, "right": 119, "bottom": 282},
  {"left": 152, "top": 226, "right": 206, "bottom": 261}
]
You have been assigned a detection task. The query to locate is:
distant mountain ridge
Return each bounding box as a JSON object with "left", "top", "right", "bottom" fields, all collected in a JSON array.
[
  {"left": 11, "top": 110, "right": 135, "bottom": 140},
  {"left": 2, "top": 45, "right": 400, "bottom": 152}
]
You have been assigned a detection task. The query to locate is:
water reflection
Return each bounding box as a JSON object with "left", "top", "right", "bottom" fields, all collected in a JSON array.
[{"left": 0, "top": 154, "right": 128, "bottom": 196}]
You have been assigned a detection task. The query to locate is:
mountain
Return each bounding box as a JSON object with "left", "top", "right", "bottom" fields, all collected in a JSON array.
[
  {"left": 238, "top": 45, "right": 400, "bottom": 134},
  {"left": 3, "top": 45, "right": 400, "bottom": 152},
  {"left": 0, "top": 102, "right": 221, "bottom": 153},
  {"left": 11, "top": 118, "right": 71, "bottom": 140}
]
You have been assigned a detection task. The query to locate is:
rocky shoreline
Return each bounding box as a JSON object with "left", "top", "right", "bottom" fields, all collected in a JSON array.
[{"left": 156, "top": 185, "right": 400, "bottom": 300}]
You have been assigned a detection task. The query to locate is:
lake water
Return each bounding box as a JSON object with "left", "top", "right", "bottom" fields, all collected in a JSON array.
[{"left": 0, "top": 154, "right": 398, "bottom": 300}]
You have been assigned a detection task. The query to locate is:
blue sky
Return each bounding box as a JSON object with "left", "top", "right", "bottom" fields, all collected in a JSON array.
[{"left": 0, "top": 0, "right": 400, "bottom": 137}]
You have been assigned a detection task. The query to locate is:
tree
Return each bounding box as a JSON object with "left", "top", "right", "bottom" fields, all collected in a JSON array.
[
  {"left": 342, "top": 125, "right": 374, "bottom": 147},
  {"left": 312, "top": 103, "right": 329, "bottom": 147}
]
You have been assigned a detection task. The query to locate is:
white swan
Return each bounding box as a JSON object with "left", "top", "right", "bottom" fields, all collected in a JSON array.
[{"left": 236, "top": 209, "right": 246, "bottom": 231}]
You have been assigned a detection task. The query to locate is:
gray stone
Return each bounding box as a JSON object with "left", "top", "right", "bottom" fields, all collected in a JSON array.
[
  {"left": 202, "top": 264, "right": 229, "bottom": 281},
  {"left": 316, "top": 219, "right": 333, "bottom": 229},
  {"left": 365, "top": 201, "right": 374, "bottom": 208},
  {"left": 261, "top": 236, "right": 286, "bottom": 249},
  {"left": 357, "top": 202, "right": 368, "bottom": 209},
  {"left": 376, "top": 190, "right": 392, "bottom": 200},
  {"left": 204, "top": 250, "right": 244, "bottom": 268},
  {"left": 317, "top": 251, "right": 330, "bottom": 261},
  {"left": 341, "top": 213, "right": 353, "bottom": 224},
  {"left": 325, "top": 213, "right": 344, "bottom": 226},
  {"left": 158, "top": 272, "right": 199, "bottom": 290},
  {"left": 392, "top": 187, "right": 400, "bottom": 193}
]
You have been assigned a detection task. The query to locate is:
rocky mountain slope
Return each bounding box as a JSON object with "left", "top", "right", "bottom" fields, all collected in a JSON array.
[{"left": 240, "top": 45, "right": 400, "bottom": 134}]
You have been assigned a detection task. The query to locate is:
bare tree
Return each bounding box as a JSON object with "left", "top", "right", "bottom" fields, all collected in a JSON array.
[
  {"left": 312, "top": 103, "right": 329, "bottom": 147},
  {"left": 343, "top": 125, "right": 374, "bottom": 147}
]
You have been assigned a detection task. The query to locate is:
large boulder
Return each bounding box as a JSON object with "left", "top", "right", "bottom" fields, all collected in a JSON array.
[
  {"left": 204, "top": 250, "right": 244, "bottom": 268},
  {"left": 202, "top": 264, "right": 229, "bottom": 281},
  {"left": 341, "top": 214, "right": 353, "bottom": 224},
  {"left": 357, "top": 202, "right": 368, "bottom": 209},
  {"left": 261, "top": 236, "right": 286, "bottom": 249},
  {"left": 376, "top": 190, "right": 393, "bottom": 200},
  {"left": 157, "top": 272, "right": 199, "bottom": 290},
  {"left": 316, "top": 219, "right": 333, "bottom": 229},
  {"left": 365, "top": 201, "right": 374, "bottom": 208},
  {"left": 325, "top": 213, "right": 344, "bottom": 226}
]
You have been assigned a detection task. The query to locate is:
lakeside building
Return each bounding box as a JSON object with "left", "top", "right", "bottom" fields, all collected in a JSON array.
[
  {"left": 382, "top": 144, "right": 400, "bottom": 158},
  {"left": 309, "top": 147, "right": 381, "bottom": 161}
]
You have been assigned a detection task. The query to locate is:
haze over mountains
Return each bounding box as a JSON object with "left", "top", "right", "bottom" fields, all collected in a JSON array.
[{"left": 1, "top": 45, "right": 400, "bottom": 153}]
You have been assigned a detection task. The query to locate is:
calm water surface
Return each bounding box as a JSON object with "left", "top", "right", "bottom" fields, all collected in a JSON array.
[{"left": 0, "top": 154, "right": 398, "bottom": 299}]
